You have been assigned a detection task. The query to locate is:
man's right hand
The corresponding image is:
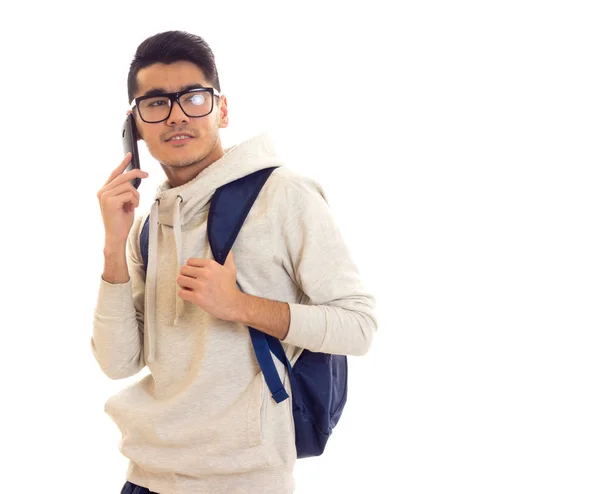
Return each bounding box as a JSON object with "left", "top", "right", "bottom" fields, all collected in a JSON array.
[{"left": 97, "top": 152, "right": 149, "bottom": 248}]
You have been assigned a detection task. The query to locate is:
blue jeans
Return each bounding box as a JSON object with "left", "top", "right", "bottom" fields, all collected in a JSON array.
[{"left": 120, "top": 481, "right": 159, "bottom": 494}]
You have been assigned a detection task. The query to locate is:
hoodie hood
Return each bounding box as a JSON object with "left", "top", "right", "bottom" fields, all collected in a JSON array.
[{"left": 145, "top": 132, "right": 284, "bottom": 363}]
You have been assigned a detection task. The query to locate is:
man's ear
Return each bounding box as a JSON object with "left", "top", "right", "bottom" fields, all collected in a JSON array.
[
  {"left": 133, "top": 115, "right": 143, "bottom": 141},
  {"left": 127, "top": 109, "right": 144, "bottom": 141},
  {"left": 218, "top": 95, "right": 229, "bottom": 128}
]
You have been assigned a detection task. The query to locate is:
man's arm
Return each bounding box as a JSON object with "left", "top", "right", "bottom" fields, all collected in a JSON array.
[
  {"left": 102, "top": 241, "right": 130, "bottom": 284},
  {"left": 91, "top": 216, "right": 146, "bottom": 379},
  {"left": 260, "top": 175, "right": 378, "bottom": 356},
  {"left": 232, "top": 294, "right": 291, "bottom": 340}
]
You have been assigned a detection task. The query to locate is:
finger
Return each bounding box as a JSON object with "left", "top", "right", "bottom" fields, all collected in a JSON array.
[
  {"left": 180, "top": 265, "right": 202, "bottom": 278},
  {"left": 99, "top": 181, "right": 140, "bottom": 202},
  {"left": 99, "top": 186, "right": 140, "bottom": 211},
  {"left": 178, "top": 289, "right": 194, "bottom": 301},
  {"left": 177, "top": 274, "right": 198, "bottom": 290},
  {"left": 113, "top": 168, "right": 148, "bottom": 188},
  {"left": 104, "top": 153, "right": 133, "bottom": 186},
  {"left": 103, "top": 190, "right": 139, "bottom": 211},
  {"left": 186, "top": 258, "right": 212, "bottom": 268},
  {"left": 119, "top": 191, "right": 140, "bottom": 210},
  {"left": 102, "top": 153, "right": 144, "bottom": 188},
  {"left": 101, "top": 168, "right": 148, "bottom": 194}
]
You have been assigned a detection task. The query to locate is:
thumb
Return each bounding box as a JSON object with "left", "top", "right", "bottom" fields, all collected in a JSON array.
[{"left": 225, "top": 250, "right": 235, "bottom": 271}]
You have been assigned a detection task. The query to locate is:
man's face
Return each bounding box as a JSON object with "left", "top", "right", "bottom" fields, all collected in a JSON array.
[{"left": 132, "top": 60, "right": 228, "bottom": 171}]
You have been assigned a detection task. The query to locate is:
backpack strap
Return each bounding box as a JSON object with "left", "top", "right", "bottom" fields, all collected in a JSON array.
[
  {"left": 208, "top": 167, "right": 277, "bottom": 263},
  {"left": 140, "top": 167, "right": 289, "bottom": 403},
  {"left": 140, "top": 213, "right": 150, "bottom": 272},
  {"left": 208, "top": 167, "right": 290, "bottom": 404}
]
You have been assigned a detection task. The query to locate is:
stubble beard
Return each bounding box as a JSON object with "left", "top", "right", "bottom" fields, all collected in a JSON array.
[
  {"left": 160, "top": 131, "right": 219, "bottom": 169},
  {"left": 160, "top": 118, "right": 220, "bottom": 169}
]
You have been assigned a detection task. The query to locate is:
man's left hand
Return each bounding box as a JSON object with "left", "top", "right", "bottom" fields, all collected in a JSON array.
[{"left": 177, "top": 251, "right": 243, "bottom": 321}]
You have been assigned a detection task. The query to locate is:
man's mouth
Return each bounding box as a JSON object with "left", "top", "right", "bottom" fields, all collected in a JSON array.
[{"left": 166, "top": 133, "right": 195, "bottom": 142}]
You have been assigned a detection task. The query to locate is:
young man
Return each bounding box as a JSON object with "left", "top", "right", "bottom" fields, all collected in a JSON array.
[{"left": 92, "top": 30, "right": 377, "bottom": 494}]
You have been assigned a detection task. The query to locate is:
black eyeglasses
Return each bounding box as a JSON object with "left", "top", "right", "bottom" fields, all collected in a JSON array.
[{"left": 130, "top": 87, "right": 221, "bottom": 123}]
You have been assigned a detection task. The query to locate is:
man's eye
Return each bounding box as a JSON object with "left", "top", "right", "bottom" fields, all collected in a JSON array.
[{"left": 185, "top": 94, "right": 206, "bottom": 105}]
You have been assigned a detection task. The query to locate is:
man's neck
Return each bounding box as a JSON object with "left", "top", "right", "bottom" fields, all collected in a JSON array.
[{"left": 162, "top": 141, "right": 225, "bottom": 188}]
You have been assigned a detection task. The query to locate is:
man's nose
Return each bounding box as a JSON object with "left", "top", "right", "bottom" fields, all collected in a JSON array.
[{"left": 168, "top": 100, "right": 188, "bottom": 125}]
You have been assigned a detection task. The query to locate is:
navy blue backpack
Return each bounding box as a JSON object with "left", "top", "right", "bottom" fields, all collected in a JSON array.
[{"left": 140, "top": 167, "right": 348, "bottom": 458}]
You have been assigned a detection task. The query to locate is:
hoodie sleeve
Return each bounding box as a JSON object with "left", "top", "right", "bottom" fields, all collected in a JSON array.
[
  {"left": 90, "top": 215, "right": 147, "bottom": 379},
  {"left": 275, "top": 175, "right": 378, "bottom": 356}
]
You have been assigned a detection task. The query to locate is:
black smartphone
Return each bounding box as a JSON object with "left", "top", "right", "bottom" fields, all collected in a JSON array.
[{"left": 122, "top": 113, "right": 142, "bottom": 189}]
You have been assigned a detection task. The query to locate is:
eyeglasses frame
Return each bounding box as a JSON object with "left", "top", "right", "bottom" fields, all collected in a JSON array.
[{"left": 129, "top": 87, "right": 221, "bottom": 123}]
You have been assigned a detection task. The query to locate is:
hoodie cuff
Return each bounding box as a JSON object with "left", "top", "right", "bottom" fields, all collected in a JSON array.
[
  {"left": 97, "top": 275, "right": 134, "bottom": 317},
  {"left": 282, "top": 303, "right": 327, "bottom": 351}
]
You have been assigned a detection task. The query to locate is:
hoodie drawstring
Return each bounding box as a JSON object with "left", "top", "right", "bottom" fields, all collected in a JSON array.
[
  {"left": 173, "top": 195, "right": 184, "bottom": 326},
  {"left": 146, "top": 195, "right": 185, "bottom": 364},
  {"left": 146, "top": 199, "right": 160, "bottom": 363}
]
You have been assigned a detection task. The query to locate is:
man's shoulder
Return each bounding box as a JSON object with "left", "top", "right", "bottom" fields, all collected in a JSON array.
[{"left": 263, "top": 166, "right": 327, "bottom": 204}]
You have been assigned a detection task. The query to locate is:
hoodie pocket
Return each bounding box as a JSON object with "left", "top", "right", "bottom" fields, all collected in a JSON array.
[{"left": 246, "top": 372, "right": 266, "bottom": 448}]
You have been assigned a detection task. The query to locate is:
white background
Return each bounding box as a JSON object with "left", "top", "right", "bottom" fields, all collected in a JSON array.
[{"left": 0, "top": 1, "right": 599, "bottom": 493}]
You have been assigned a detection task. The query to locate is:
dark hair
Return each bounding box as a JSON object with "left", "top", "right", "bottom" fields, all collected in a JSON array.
[{"left": 127, "top": 30, "right": 221, "bottom": 103}]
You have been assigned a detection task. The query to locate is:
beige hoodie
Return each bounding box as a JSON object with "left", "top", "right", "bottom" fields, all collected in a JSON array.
[{"left": 91, "top": 132, "right": 377, "bottom": 494}]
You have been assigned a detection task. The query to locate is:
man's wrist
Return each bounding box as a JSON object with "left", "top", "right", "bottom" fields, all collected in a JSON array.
[
  {"left": 231, "top": 292, "right": 250, "bottom": 324},
  {"left": 229, "top": 292, "right": 291, "bottom": 340}
]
